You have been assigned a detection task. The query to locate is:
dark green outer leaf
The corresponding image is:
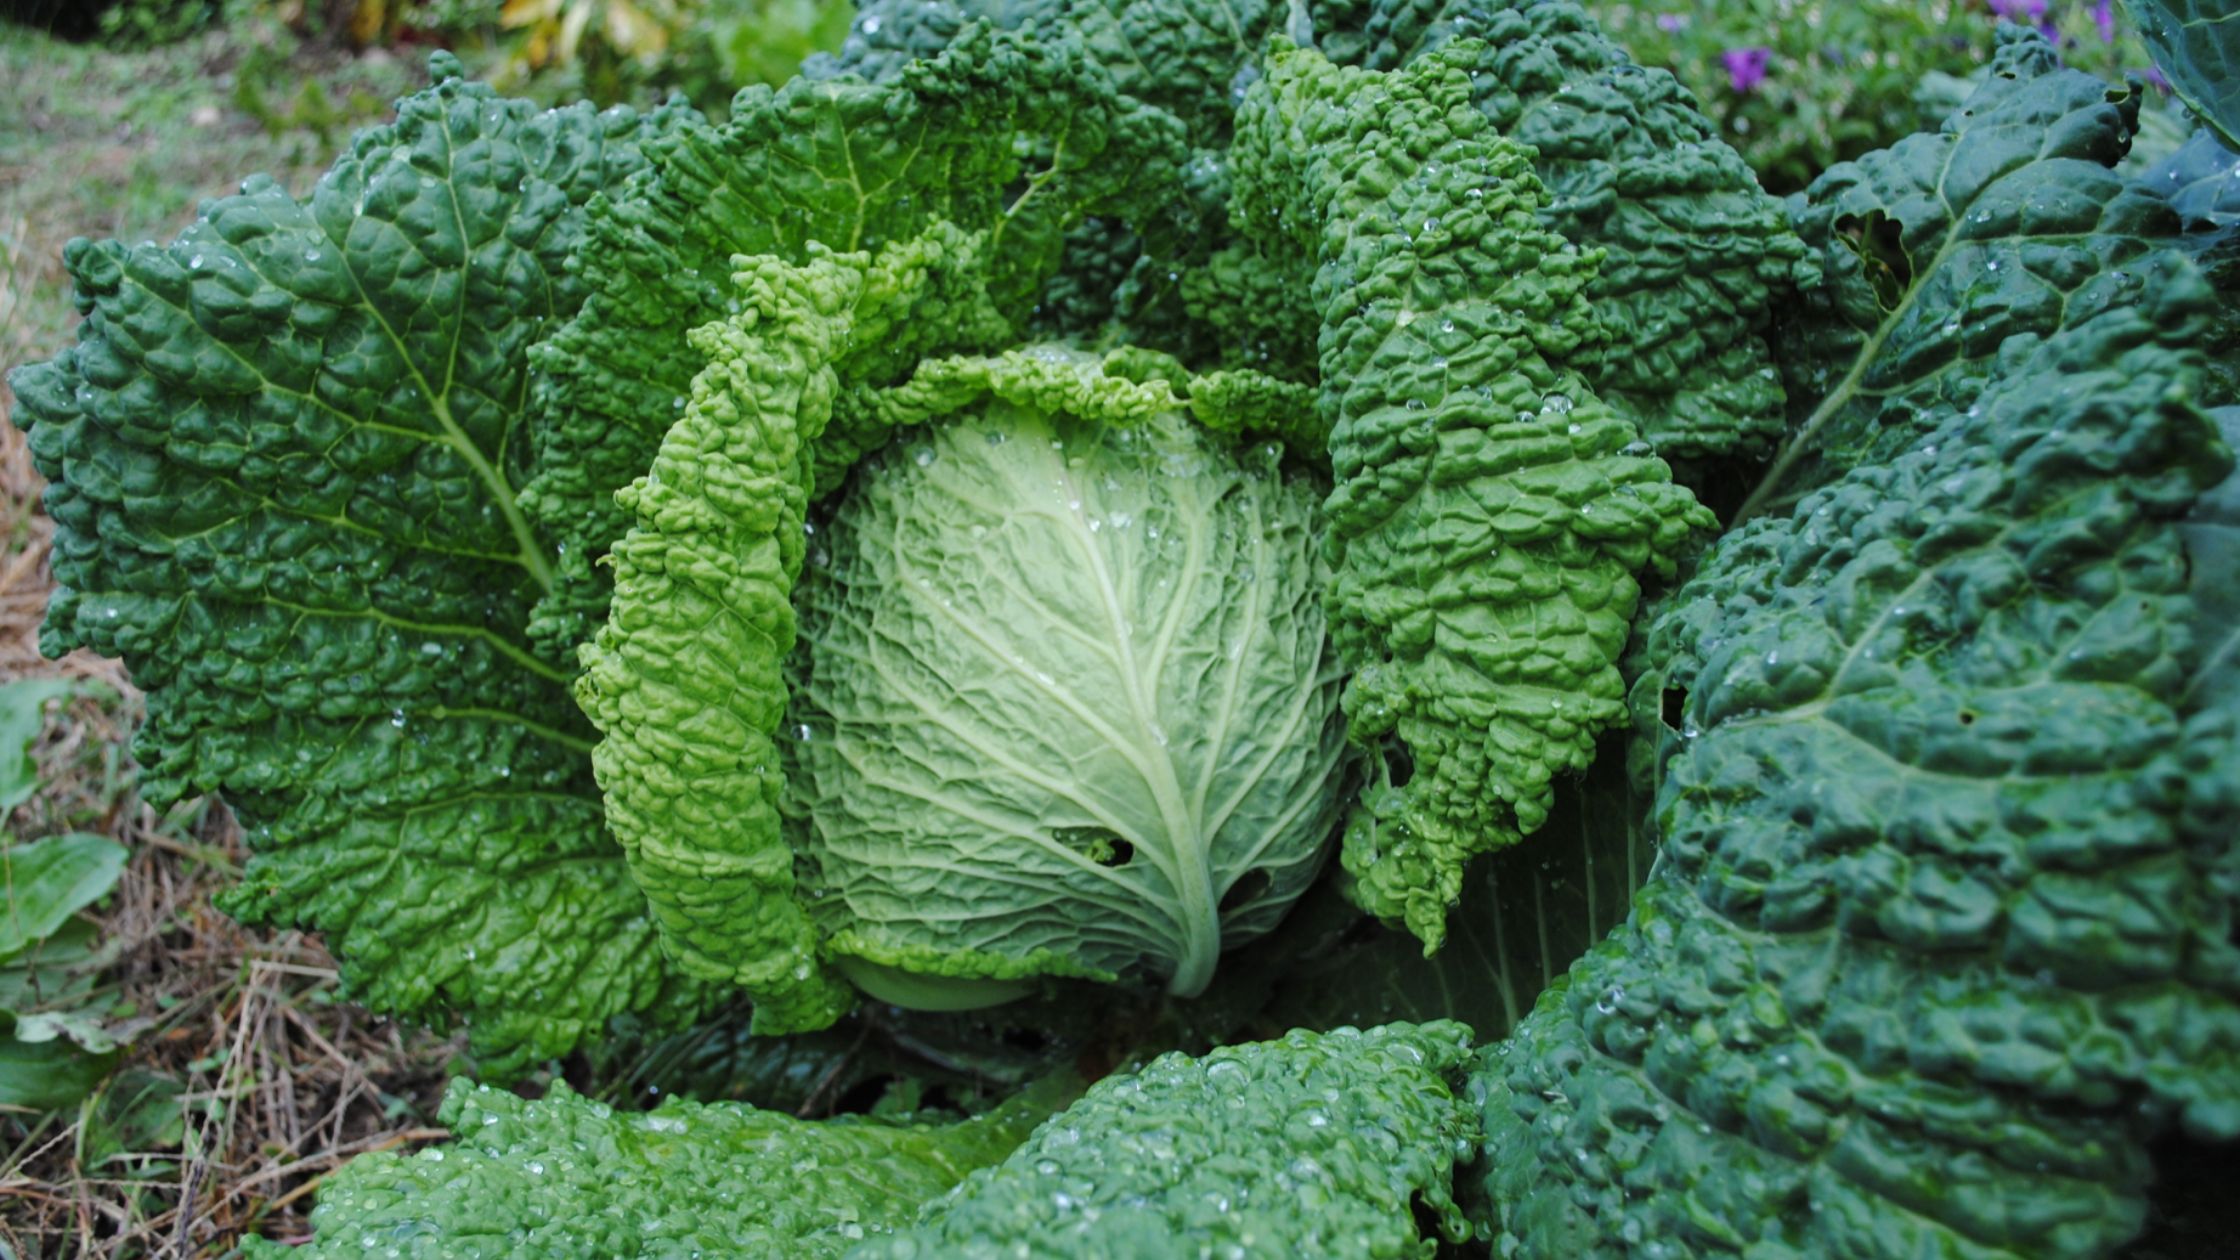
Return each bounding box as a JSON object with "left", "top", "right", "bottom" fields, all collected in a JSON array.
[
  {"left": 1326, "top": 0, "right": 1816, "bottom": 464},
  {"left": 2122, "top": 0, "right": 2240, "bottom": 151},
  {"left": 823, "top": 0, "right": 1277, "bottom": 145},
  {"left": 1472, "top": 218, "right": 2239, "bottom": 1260},
  {"left": 829, "top": 1, "right": 1816, "bottom": 463},
  {"left": 1754, "top": 33, "right": 2176, "bottom": 516},
  {"left": 2140, "top": 129, "right": 2240, "bottom": 231},
  {"left": 6, "top": 65, "right": 715, "bottom": 1077},
  {"left": 2138, "top": 130, "right": 2240, "bottom": 410},
  {"left": 2182, "top": 407, "right": 2240, "bottom": 712}
]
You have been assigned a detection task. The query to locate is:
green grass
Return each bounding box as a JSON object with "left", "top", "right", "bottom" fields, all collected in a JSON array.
[{"left": 0, "top": 16, "right": 416, "bottom": 386}]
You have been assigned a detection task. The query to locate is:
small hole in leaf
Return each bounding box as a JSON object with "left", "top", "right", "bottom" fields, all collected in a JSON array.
[
  {"left": 1387, "top": 749, "right": 1415, "bottom": 788},
  {"left": 1833, "top": 209, "right": 1913, "bottom": 308},
  {"left": 1661, "top": 688, "right": 1687, "bottom": 729},
  {"left": 1055, "top": 827, "right": 1132, "bottom": 867},
  {"left": 1958, "top": 710, "right": 1976, "bottom": 726},
  {"left": 1219, "top": 868, "right": 1273, "bottom": 913}
]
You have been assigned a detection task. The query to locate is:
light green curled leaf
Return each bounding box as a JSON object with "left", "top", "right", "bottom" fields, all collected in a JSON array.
[
  {"left": 1230, "top": 39, "right": 1711, "bottom": 948},
  {"left": 856, "top": 1021, "right": 1479, "bottom": 1259},
  {"left": 256, "top": 1076, "right": 1068, "bottom": 1259},
  {"left": 523, "top": 24, "right": 1189, "bottom": 664},
  {"left": 577, "top": 228, "right": 1009, "bottom": 1033}
]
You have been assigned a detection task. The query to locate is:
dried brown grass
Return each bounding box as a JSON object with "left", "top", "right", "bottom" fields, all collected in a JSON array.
[{"left": 0, "top": 388, "right": 459, "bottom": 1259}]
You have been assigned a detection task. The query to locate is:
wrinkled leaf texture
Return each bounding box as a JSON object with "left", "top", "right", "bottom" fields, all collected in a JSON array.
[
  {"left": 7, "top": 59, "right": 715, "bottom": 1076},
  {"left": 1471, "top": 42, "right": 2240, "bottom": 1259}
]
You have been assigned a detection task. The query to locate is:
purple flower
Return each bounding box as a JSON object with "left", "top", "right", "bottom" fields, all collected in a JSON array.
[
  {"left": 1656, "top": 13, "right": 1687, "bottom": 32},
  {"left": 2093, "top": 0, "right": 2116, "bottom": 41},
  {"left": 1987, "top": 0, "right": 2048, "bottom": 20},
  {"left": 1721, "top": 46, "right": 1773, "bottom": 93}
]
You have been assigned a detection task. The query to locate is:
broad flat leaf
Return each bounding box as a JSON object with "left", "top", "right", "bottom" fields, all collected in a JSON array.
[
  {"left": 0, "top": 678, "right": 82, "bottom": 812},
  {"left": 6, "top": 61, "right": 714, "bottom": 1077},
  {"left": 0, "top": 1008, "right": 120, "bottom": 1109},
  {"left": 0, "top": 831, "right": 127, "bottom": 957},
  {"left": 12, "top": 1007, "right": 120, "bottom": 1053},
  {"left": 0, "top": 916, "right": 104, "bottom": 1010},
  {"left": 81, "top": 1068, "right": 187, "bottom": 1169},
  {"left": 2123, "top": 0, "right": 2240, "bottom": 150}
]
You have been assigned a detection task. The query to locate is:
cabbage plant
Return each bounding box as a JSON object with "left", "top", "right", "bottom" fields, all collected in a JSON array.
[{"left": 10, "top": 1, "right": 2239, "bottom": 1256}]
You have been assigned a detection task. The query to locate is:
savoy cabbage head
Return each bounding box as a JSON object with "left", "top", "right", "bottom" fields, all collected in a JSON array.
[
  {"left": 9, "top": 2, "right": 2240, "bottom": 1258},
  {"left": 791, "top": 358, "right": 1347, "bottom": 1005}
]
